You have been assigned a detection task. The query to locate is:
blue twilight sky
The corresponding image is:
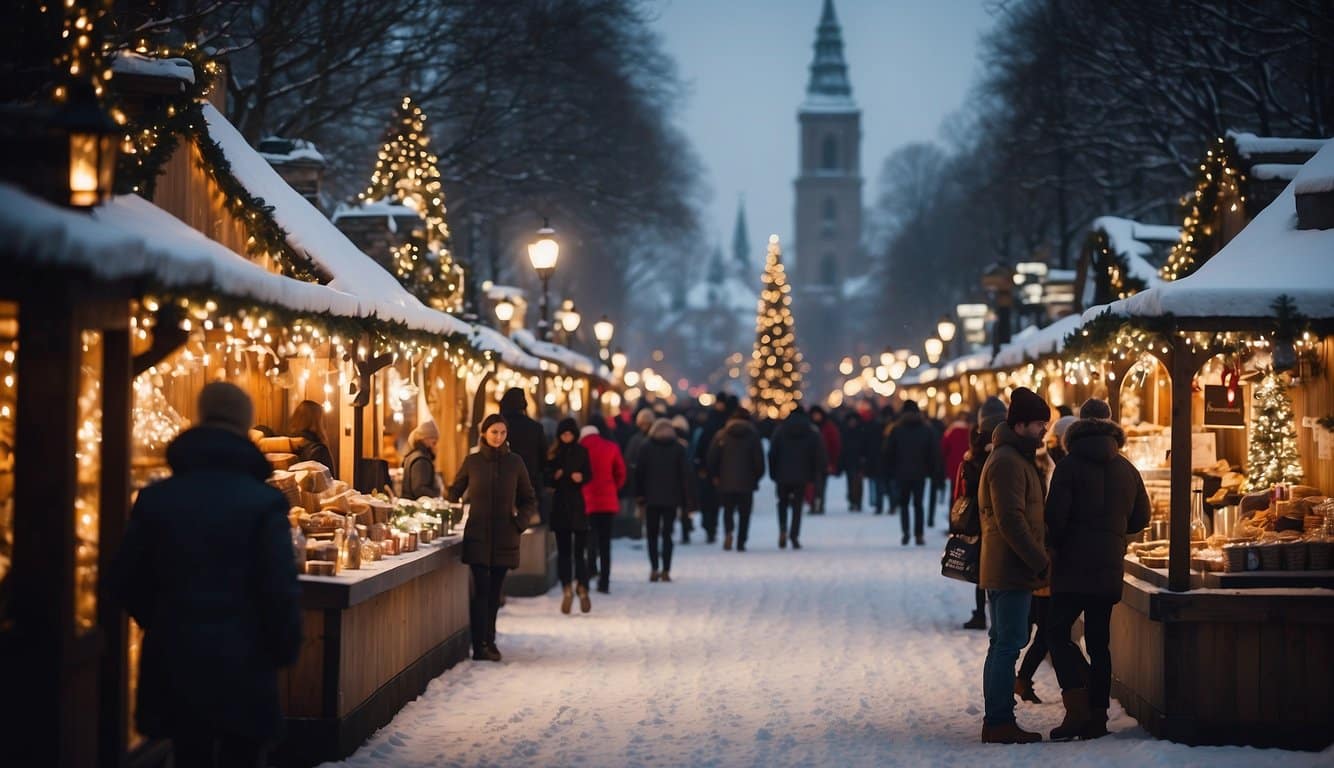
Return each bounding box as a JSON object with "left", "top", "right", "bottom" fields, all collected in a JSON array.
[{"left": 651, "top": 0, "right": 996, "bottom": 268}]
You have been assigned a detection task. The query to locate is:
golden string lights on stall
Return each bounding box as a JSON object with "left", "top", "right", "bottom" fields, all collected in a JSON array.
[{"left": 1159, "top": 137, "right": 1245, "bottom": 282}]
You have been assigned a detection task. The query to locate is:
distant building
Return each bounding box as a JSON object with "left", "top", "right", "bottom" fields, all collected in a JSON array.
[{"left": 257, "top": 136, "right": 327, "bottom": 211}]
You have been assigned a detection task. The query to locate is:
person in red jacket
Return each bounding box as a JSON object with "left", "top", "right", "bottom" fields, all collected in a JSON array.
[
  {"left": 808, "top": 406, "right": 842, "bottom": 515},
  {"left": 941, "top": 410, "right": 975, "bottom": 503},
  {"left": 580, "top": 424, "right": 626, "bottom": 593}
]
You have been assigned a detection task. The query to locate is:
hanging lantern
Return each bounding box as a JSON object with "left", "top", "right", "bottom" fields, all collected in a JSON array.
[{"left": 54, "top": 82, "right": 118, "bottom": 208}]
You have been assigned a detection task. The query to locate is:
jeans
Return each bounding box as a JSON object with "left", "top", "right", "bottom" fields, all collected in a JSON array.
[
  {"left": 720, "top": 491, "right": 754, "bottom": 546},
  {"left": 554, "top": 528, "right": 589, "bottom": 587},
  {"left": 1018, "top": 594, "right": 1050, "bottom": 681},
  {"left": 983, "top": 588, "right": 1033, "bottom": 725},
  {"left": 646, "top": 505, "right": 676, "bottom": 572},
  {"left": 897, "top": 477, "right": 926, "bottom": 539},
  {"left": 847, "top": 470, "right": 864, "bottom": 509},
  {"left": 776, "top": 483, "right": 805, "bottom": 540},
  {"left": 812, "top": 473, "right": 828, "bottom": 514},
  {"left": 587, "top": 514, "right": 613, "bottom": 588},
  {"left": 1048, "top": 592, "right": 1116, "bottom": 709},
  {"left": 470, "top": 564, "right": 508, "bottom": 650},
  {"left": 871, "top": 475, "right": 886, "bottom": 513},
  {"left": 173, "top": 734, "right": 267, "bottom": 768}
]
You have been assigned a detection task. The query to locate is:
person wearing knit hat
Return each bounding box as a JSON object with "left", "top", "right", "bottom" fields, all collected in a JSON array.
[
  {"left": 547, "top": 417, "right": 594, "bottom": 614},
  {"left": 1047, "top": 416, "right": 1078, "bottom": 465},
  {"left": 402, "top": 421, "right": 443, "bottom": 499},
  {"left": 1078, "top": 398, "right": 1112, "bottom": 421},
  {"left": 978, "top": 396, "right": 1008, "bottom": 433},
  {"left": 198, "top": 381, "right": 254, "bottom": 436},
  {"left": 978, "top": 386, "right": 1050, "bottom": 744}
]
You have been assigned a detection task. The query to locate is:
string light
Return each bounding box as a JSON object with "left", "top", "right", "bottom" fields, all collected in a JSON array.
[
  {"left": 748, "top": 235, "right": 804, "bottom": 419},
  {"left": 1160, "top": 138, "right": 1245, "bottom": 282},
  {"left": 1247, "top": 371, "right": 1304, "bottom": 487}
]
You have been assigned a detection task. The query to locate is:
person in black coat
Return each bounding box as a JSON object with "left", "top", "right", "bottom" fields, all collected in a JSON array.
[
  {"left": 112, "top": 383, "right": 301, "bottom": 767},
  {"left": 706, "top": 408, "right": 765, "bottom": 552},
  {"left": 1044, "top": 399, "right": 1151, "bottom": 740},
  {"left": 635, "top": 418, "right": 696, "bottom": 581},
  {"left": 447, "top": 413, "right": 539, "bottom": 662},
  {"left": 289, "top": 398, "right": 336, "bottom": 478},
  {"left": 500, "top": 387, "right": 549, "bottom": 520},
  {"left": 692, "top": 395, "right": 729, "bottom": 544},
  {"left": 546, "top": 418, "right": 593, "bottom": 614},
  {"left": 882, "top": 400, "right": 943, "bottom": 546},
  {"left": 401, "top": 421, "right": 442, "bottom": 499},
  {"left": 768, "top": 406, "right": 827, "bottom": 550}
]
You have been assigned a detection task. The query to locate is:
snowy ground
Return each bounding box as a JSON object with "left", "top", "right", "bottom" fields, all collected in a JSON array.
[{"left": 324, "top": 480, "right": 1330, "bottom": 768}]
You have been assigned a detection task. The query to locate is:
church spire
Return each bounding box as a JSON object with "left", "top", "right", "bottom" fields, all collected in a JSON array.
[
  {"left": 732, "top": 196, "right": 751, "bottom": 271},
  {"left": 707, "top": 244, "right": 725, "bottom": 285},
  {"left": 806, "top": 0, "right": 852, "bottom": 99}
]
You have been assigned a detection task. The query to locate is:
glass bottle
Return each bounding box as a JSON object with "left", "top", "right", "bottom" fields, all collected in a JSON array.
[
  {"left": 333, "top": 526, "right": 345, "bottom": 575},
  {"left": 291, "top": 522, "right": 307, "bottom": 575},
  {"left": 1190, "top": 489, "right": 1208, "bottom": 546},
  {"left": 345, "top": 519, "right": 362, "bottom": 570}
]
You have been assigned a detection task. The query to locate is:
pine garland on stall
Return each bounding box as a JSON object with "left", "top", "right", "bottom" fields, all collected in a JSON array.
[
  {"left": 1160, "top": 137, "right": 1245, "bottom": 282},
  {"left": 1246, "top": 371, "right": 1304, "bottom": 488},
  {"left": 360, "top": 97, "right": 464, "bottom": 312},
  {"left": 1088, "top": 230, "right": 1147, "bottom": 304},
  {"left": 748, "top": 235, "right": 803, "bottom": 420}
]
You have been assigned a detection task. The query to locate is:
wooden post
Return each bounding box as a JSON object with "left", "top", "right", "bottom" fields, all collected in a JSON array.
[
  {"left": 98, "top": 326, "right": 132, "bottom": 767},
  {"left": 1167, "top": 336, "right": 1204, "bottom": 592}
]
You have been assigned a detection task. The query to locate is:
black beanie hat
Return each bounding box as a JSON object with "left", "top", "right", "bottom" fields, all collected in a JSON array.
[
  {"left": 1007, "top": 387, "right": 1051, "bottom": 426},
  {"left": 557, "top": 417, "right": 580, "bottom": 437},
  {"left": 481, "top": 413, "right": 508, "bottom": 432},
  {"left": 1079, "top": 398, "right": 1112, "bottom": 420}
]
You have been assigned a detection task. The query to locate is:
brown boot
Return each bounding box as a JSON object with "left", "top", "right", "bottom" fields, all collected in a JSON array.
[
  {"left": 980, "top": 721, "right": 1042, "bottom": 744},
  {"left": 723, "top": 533, "right": 733, "bottom": 551},
  {"left": 576, "top": 584, "right": 591, "bottom": 614},
  {"left": 1083, "top": 709, "right": 1109, "bottom": 739},
  {"left": 1050, "top": 688, "right": 1090, "bottom": 741},
  {"left": 560, "top": 584, "right": 574, "bottom": 615},
  {"left": 1014, "top": 677, "right": 1042, "bottom": 704}
]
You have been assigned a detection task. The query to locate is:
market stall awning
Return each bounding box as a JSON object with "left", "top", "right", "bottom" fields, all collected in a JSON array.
[
  {"left": 510, "top": 329, "right": 598, "bottom": 376},
  {"left": 991, "top": 313, "right": 1083, "bottom": 369},
  {"left": 1086, "top": 140, "right": 1334, "bottom": 323},
  {"left": 467, "top": 324, "right": 544, "bottom": 374}
]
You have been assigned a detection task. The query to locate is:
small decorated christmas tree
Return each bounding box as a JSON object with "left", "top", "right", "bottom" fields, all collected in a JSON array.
[
  {"left": 361, "top": 96, "right": 463, "bottom": 310},
  {"left": 748, "top": 235, "right": 804, "bottom": 420},
  {"left": 1246, "top": 371, "right": 1303, "bottom": 488}
]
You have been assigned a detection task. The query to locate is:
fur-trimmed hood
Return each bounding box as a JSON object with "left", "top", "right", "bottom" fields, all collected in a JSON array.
[
  {"left": 1063, "top": 418, "right": 1125, "bottom": 463},
  {"left": 649, "top": 417, "right": 678, "bottom": 442}
]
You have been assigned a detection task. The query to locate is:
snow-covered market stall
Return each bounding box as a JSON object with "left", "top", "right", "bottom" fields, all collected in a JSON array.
[{"left": 0, "top": 49, "right": 611, "bottom": 767}]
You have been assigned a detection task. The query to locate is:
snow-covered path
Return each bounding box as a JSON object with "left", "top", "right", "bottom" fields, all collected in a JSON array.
[{"left": 325, "top": 481, "right": 1329, "bottom": 767}]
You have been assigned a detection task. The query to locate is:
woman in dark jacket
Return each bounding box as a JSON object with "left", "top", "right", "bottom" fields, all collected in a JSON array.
[
  {"left": 706, "top": 408, "right": 765, "bottom": 551},
  {"left": 447, "top": 414, "right": 538, "bottom": 662},
  {"left": 882, "top": 400, "right": 942, "bottom": 546},
  {"left": 635, "top": 418, "right": 696, "bottom": 582},
  {"left": 401, "top": 421, "right": 442, "bottom": 499},
  {"left": 546, "top": 418, "right": 593, "bottom": 614},
  {"left": 290, "top": 399, "right": 336, "bottom": 478}
]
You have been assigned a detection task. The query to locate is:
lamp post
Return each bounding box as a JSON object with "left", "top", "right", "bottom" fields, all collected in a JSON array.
[
  {"left": 924, "top": 337, "right": 944, "bottom": 365},
  {"left": 936, "top": 314, "right": 957, "bottom": 359},
  {"left": 557, "top": 299, "right": 581, "bottom": 345},
  {"left": 527, "top": 219, "right": 559, "bottom": 340},
  {"left": 494, "top": 297, "right": 515, "bottom": 333},
  {"left": 593, "top": 315, "right": 615, "bottom": 361}
]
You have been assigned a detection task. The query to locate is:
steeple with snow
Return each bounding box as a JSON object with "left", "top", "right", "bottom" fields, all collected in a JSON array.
[{"left": 804, "top": 0, "right": 855, "bottom": 111}]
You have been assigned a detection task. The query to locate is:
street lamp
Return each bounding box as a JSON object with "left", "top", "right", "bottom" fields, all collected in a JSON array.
[
  {"left": 494, "top": 297, "right": 515, "bottom": 329},
  {"left": 558, "top": 299, "right": 581, "bottom": 335},
  {"left": 937, "top": 315, "right": 957, "bottom": 343},
  {"left": 924, "top": 337, "right": 944, "bottom": 364},
  {"left": 55, "top": 81, "right": 119, "bottom": 208},
  {"left": 527, "top": 219, "right": 559, "bottom": 340},
  {"left": 611, "top": 348, "right": 627, "bottom": 371},
  {"left": 593, "top": 315, "right": 615, "bottom": 360}
]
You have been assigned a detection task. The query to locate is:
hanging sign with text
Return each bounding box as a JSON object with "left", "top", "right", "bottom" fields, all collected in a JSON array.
[{"left": 1203, "top": 385, "right": 1246, "bottom": 429}]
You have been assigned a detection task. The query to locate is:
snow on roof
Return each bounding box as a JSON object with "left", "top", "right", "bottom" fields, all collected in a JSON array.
[
  {"left": 1092, "top": 216, "right": 1178, "bottom": 292},
  {"left": 1088, "top": 159, "right": 1334, "bottom": 321},
  {"left": 109, "top": 51, "right": 196, "bottom": 84},
  {"left": 331, "top": 199, "right": 421, "bottom": 222},
  {"left": 1227, "top": 131, "right": 1328, "bottom": 159},
  {"left": 468, "top": 324, "right": 543, "bottom": 373},
  {"left": 842, "top": 273, "right": 874, "bottom": 299},
  {"left": 200, "top": 103, "right": 470, "bottom": 338},
  {"left": 1251, "top": 163, "right": 1303, "bottom": 182},
  {"left": 0, "top": 185, "right": 361, "bottom": 317},
  {"left": 1294, "top": 140, "right": 1334, "bottom": 195},
  {"left": 799, "top": 92, "right": 859, "bottom": 114},
  {"left": 257, "top": 137, "right": 326, "bottom": 166},
  {"left": 991, "top": 313, "right": 1083, "bottom": 368},
  {"left": 936, "top": 350, "right": 994, "bottom": 380},
  {"left": 510, "top": 329, "right": 597, "bottom": 376},
  {"left": 1046, "top": 269, "right": 1076, "bottom": 283},
  {"left": 685, "top": 277, "right": 757, "bottom": 315},
  {"left": 485, "top": 284, "right": 527, "bottom": 303}
]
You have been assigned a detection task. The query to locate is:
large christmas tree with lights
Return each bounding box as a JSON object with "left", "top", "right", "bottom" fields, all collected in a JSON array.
[
  {"left": 1246, "top": 371, "right": 1304, "bottom": 488},
  {"left": 361, "top": 96, "right": 463, "bottom": 311},
  {"left": 748, "top": 235, "right": 804, "bottom": 420}
]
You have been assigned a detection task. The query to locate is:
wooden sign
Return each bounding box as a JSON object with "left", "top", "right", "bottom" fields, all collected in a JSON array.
[{"left": 1203, "top": 385, "right": 1246, "bottom": 429}]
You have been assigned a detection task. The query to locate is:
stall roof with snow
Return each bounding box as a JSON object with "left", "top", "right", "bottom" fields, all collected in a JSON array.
[
  {"left": 991, "top": 313, "right": 1084, "bottom": 369},
  {"left": 510, "top": 329, "right": 598, "bottom": 377},
  {"left": 467, "top": 324, "right": 543, "bottom": 374}
]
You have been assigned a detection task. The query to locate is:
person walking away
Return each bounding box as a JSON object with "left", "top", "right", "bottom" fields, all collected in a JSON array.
[
  {"left": 978, "top": 387, "right": 1051, "bottom": 744},
  {"left": 926, "top": 414, "right": 947, "bottom": 526},
  {"left": 768, "top": 405, "right": 827, "bottom": 550},
  {"left": 618, "top": 408, "right": 655, "bottom": 541},
  {"left": 1044, "top": 398, "right": 1150, "bottom": 740},
  {"left": 580, "top": 424, "right": 625, "bottom": 593},
  {"left": 693, "top": 394, "right": 729, "bottom": 542},
  {"left": 707, "top": 408, "right": 765, "bottom": 552},
  {"left": 547, "top": 418, "right": 593, "bottom": 614},
  {"left": 841, "top": 411, "right": 866, "bottom": 511},
  {"left": 808, "top": 406, "right": 842, "bottom": 515},
  {"left": 448, "top": 414, "right": 538, "bottom": 661},
  {"left": 882, "top": 400, "right": 941, "bottom": 546},
  {"left": 942, "top": 412, "right": 973, "bottom": 510},
  {"left": 112, "top": 383, "right": 301, "bottom": 767},
  {"left": 959, "top": 397, "right": 1007, "bottom": 630},
  {"left": 500, "top": 387, "right": 549, "bottom": 522},
  {"left": 290, "top": 398, "right": 336, "bottom": 478},
  {"left": 635, "top": 418, "right": 696, "bottom": 581},
  {"left": 401, "top": 421, "right": 443, "bottom": 499},
  {"left": 858, "top": 401, "right": 886, "bottom": 514},
  {"left": 671, "top": 413, "right": 698, "bottom": 543}
]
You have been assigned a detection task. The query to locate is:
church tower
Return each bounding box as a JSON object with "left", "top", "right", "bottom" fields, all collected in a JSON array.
[{"left": 794, "top": 0, "right": 862, "bottom": 392}]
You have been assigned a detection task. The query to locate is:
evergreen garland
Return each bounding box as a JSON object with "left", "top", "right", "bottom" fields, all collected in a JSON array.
[
  {"left": 1160, "top": 137, "right": 1245, "bottom": 282},
  {"left": 1088, "top": 230, "right": 1147, "bottom": 304}
]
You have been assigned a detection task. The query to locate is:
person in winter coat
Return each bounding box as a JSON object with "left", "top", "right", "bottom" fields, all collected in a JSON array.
[
  {"left": 706, "top": 408, "right": 765, "bottom": 551},
  {"left": 112, "top": 383, "right": 301, "bottom": 767},
  {"left": 941, "top": 411, "right": 974, "bottom": 506},
  {"left": 693, "top": 395, "right": 728, "bottom": 543},
  {"left": 882, "top": 400, "right": 943, "bottom": 546},
  {"left": 926, "top": 415, "right": 948, "bottom": 524},
  {"left": 401, "top": 421, "right": 442, "bottom": 499},
  {"left": 289, "top": 399, "right": 336, "bottom": 478},
  {"left": 618, "top": 408, "right": 654, "bottom": 535},
  {"left": 1044, "top": 399, "right": 1150, "bottom": 741},
  {"left": 768, "top": 406, "right": 827, "bottom": 550},
  {"left": 447, "top": 414, "right": 539, "bottom": 662},
  {"left": 808, "top": 406, "right": 842, "bottom": 515},
  {"left": 635, "top": 418, "right": 696, "bottom": 581},
  {"left": 672, "top": 413, "right": 699, "bottom": 543},
  {"left": 581, "top": 424, "right": 626, "bottom": 592},
  {"left": 958, "top": 397, "right": 1008, "bottom": 631},
  {"left": 840, "top": 411, "right": 866, "bottom": 511},
  {"left": 500, "top": 387, "right": 548, "bottom": 519},
  {"left": 547, "top": 418, "right": 593, "bottom": 614},
  {"left": 977, "top": 387, "right": 1052, "bottom": 744}
]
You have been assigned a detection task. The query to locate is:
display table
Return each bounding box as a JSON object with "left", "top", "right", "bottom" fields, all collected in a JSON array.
[
  {"left": 1110, "top": 561, "right": 1334, "bottom": 751},
  {"left": 275, "top": 535, "right": 471, "bottom": 767}
]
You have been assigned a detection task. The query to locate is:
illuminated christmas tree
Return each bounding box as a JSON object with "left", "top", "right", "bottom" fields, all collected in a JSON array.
[
  {"left": 748, "top": 235, "right": 804, "bottom": 420},
  {"left": 1246, "top": 371, "right": 1303, "bottom": 488},
  {"left": 361, "top": 96, "right": 463, "bottom": 310}
]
